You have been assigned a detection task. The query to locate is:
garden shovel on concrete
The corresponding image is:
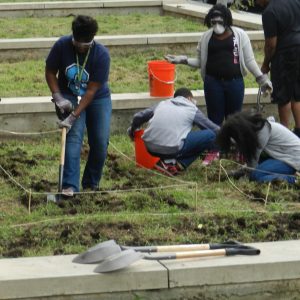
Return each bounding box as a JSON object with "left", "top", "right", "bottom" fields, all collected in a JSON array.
[
  {"left": 94, "top": 246, "right": 261, "bottom": 273},
  {"left": 47, "top": 127, "right": 67, "bottom": 203},
  {"left": 73, "top": 240, "right": 122, "bottom": 264},
  {"left": 73, "top": 240, "right": 252, "bottom": 264}
]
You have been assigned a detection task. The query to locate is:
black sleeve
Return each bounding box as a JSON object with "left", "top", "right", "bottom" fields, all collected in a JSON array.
[{"left": 262, "top": 10, "right": 278, "bottom": 38}]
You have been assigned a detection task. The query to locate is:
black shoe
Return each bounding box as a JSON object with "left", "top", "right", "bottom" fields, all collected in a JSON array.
[{"left": 82, "top": 186, "right": 99, "bottom": 192}]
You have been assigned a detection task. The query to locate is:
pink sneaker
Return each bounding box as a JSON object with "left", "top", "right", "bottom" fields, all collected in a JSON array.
[
  {"left": 235, "top": 152, "right": 245, "bottom": 164},
  {"left": 202, "top": 151, "right": 220, "bottom": 166}
]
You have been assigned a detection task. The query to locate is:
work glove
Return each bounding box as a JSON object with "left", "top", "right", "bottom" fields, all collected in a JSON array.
[
  {"left": 58, "top": 112, "right": 77, "bottom": 133},
  {"left": 127, "top": 126, "right": 135, "bottom": 141},
  {"left": 256, "top": 74, "right": 273, "bottom": 97},
  {"left": 164, "top": 54, "right": 188, "bottom": 65},
  {"left": 52, "top": 92, "right": 73, "bottom": 115}
]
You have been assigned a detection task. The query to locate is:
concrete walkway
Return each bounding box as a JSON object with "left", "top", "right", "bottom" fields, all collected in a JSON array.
[{"left": 0, "top": 240, "right": 300, "bottom": 299}]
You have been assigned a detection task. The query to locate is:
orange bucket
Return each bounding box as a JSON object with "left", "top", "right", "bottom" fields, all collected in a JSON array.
[
  {"left": 147, "top": 60, "right": 175, "bottom": 97},
  {"left": 134, "top": 129, "right": 159, "bottom": 169}
]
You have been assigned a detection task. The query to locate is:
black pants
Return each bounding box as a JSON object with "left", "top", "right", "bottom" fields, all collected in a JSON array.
[{"left": 271, "top": 45, "right": 300, "bottom": 105}]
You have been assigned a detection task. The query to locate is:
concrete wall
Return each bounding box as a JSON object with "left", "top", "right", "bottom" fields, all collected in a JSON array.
[{"left": 0, "top": 90, "right": 278, "bottom": 135}]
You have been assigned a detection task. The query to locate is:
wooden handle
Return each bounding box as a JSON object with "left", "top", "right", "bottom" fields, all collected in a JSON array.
[
  {"left": 60, "top": 127, "right": 67, "bottom": 165},
  {"left": 175, "top": 249, "right": 226, "bottom": 259},
  {"left": 156, "top": 244, "right": 210, "bottom": 252}
]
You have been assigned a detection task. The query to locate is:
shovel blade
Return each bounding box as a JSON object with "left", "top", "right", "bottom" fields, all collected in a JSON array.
[
  {"left": 73, "top": 240, "right": 121, "bottom": 264},
  {"left": 46, "top": 194, "right": 62, "bottom": 203},
  {"left": 94, "top": 249, "right": 144, "bottom": 273}
]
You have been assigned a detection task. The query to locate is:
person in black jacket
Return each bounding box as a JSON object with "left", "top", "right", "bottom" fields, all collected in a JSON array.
[{"left": 257, "top": 0, "right": 300, "bottom": 138}]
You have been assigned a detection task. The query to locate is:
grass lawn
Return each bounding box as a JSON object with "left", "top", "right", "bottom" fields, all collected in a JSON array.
[
  {"left": 0, "top": 14, "right": 205, "bottom": 38},
  {"left": 0, "top": 13, "right": 262, "bottom": 97},
  {"left": 0, "top": 47, "right": 262, "bottom": 97}
]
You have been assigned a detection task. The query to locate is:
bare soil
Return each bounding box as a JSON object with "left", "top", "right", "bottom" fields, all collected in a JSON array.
[{"left": 0, "top": 138, "right": 299, "bottom": 258}]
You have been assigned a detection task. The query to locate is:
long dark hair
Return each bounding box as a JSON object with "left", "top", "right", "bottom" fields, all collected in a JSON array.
[
  {"left": 204, "top": 4, "right": 233, "bottom": 28},
  {"left": 216, "top": 112, "right": 268, "bottom": 163}
]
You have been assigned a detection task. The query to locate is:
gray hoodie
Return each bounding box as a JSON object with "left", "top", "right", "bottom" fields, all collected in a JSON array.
[
  {"left": 130, "top": 96, "right": 219, "bottom": 155},
  {"left": 249, "top": 121, "right": 300, "bottom": 171}
]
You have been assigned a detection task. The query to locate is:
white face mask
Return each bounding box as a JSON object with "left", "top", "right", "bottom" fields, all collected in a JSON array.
[{"left": 213, "top": 23, "right": 226, "bottom": 35}]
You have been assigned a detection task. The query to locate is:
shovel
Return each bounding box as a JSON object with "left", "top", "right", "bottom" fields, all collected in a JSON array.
[
  {"left": 94, "top": 246, "right": 260, "bottom": 273},
  {"left": 47, "top": 127, "right": 67, "bottom": 203},
  {"left": 73, "top": 240, "right": 252, "bottom": 264},
  {"left": 73, "top": 240, "right": 122, "bottom": 264}
]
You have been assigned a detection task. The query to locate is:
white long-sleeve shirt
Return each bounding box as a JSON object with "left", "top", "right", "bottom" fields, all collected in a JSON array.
[{"left": 187, "top": 26, "right": 263, "bottom": 80}]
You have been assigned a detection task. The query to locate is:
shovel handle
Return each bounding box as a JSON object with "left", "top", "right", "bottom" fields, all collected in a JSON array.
[
  {"left": 144, "top": 247, "right": 260, "bottom": 260},
  {"left": 60, "top": 127, "right": 67, "bottom": 165},
  {"left": 58, "top": 127, "right": 67, "bottom": 193},
  {"left": 121, "top": 241, "right": 245, "bottom": 253}
]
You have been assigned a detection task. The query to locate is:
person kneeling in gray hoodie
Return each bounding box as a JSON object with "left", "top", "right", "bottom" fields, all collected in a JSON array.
[{"left": 127, "top": 87, "right": 220, "bottom": 176}]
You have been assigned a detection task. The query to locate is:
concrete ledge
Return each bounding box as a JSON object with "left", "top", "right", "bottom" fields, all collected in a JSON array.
[
  {"left": 0, "top": 31, "right": 264, "bottom": 50},
  {"left": 163, "top": 2, "right": 262, "bottom": 30},
  {"left": 0, "top": 0, "right": 163, "bottom": 10},
  {"left": 0, "top": 31, "right": 264, "bottom": 62},
  {"left": 0, "top": 240, "right": 299, "bottom": 299},
  {"left": 0, "top": 0, "right": 166, "bottom": 18},
  {"left": 0, "top": 89, "right": 276, "bottom": 135},
  {"left": 0, "top": 255, "right": 167, "bottom": 299},
  {"left": 166, "top": 240, "right": 300, "bottom": 287},
  {"left": 0, "top": 88, "right": 268, "bottom": 114}
]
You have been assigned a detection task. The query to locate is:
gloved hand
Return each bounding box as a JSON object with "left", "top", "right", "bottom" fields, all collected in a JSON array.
[
  {"left": 127, "top": 126, "right": 135, "bottom": 141},
  {"left": 58, "top": 112, "right": 77, "bottom": 132},
  {"left": 256, "top": 74, "right": 273, "bottom": 97},
  {"left": 164, "top": 54, "right": 188, "bottom": 65},
  {"left": 52, "top": 92, "right": 73, "bottom": 114},
  {"left": 227, "top": 167, "right": 248, "bottom": 180}
]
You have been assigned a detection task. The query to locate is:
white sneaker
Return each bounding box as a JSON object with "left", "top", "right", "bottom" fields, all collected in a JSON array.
[{"left": 62, "top": 187, "right": 74, "bottom": 197}]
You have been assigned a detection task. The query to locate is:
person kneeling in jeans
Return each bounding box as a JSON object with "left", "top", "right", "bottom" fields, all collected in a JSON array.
[
  {"left": 127, "top": 88, "right": 220, "bottom": 176},
  {"left": 216, "top": 111, "right": 300, "bottom": 184}
]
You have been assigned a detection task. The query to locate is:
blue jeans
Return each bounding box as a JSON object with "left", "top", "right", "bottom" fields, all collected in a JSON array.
[
  {"left": 62, "top": 94, "right": 112, "bottom": 192},
  {"left": 176, "top": 130, "right": 216, "bottom": 168},
  {"left": 250, "top": 159, "right": 296, "bottom": 184},
  {"left": 204, "top": 75, "right": 244, "bottom": 126}
]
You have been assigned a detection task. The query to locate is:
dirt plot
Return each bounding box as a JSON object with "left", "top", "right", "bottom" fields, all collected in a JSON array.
[
  {"left": 1, "top": 213, "right": 300, "bottom": 258},
  {"left": 0, "top": 136, "right": 299, "bottom": 258}
]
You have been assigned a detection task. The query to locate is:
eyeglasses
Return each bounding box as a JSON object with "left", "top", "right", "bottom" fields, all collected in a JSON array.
[
  {"left": 211, "top": 20, "right": 224, "bottom": 26},
  {"left": 72, "top": 38, "right": 94, "bottom": 48}
]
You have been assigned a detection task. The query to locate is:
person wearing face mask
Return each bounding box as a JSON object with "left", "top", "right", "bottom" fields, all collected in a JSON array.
[
  {"left": 45, "top": 15, "right": 112, "bottom": 197},
  {"left": 127, "top": 88, "right": 220, "bottom": 176},
  {"left": 165, "top": 4, "right": 272, "bottom": 165}
]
